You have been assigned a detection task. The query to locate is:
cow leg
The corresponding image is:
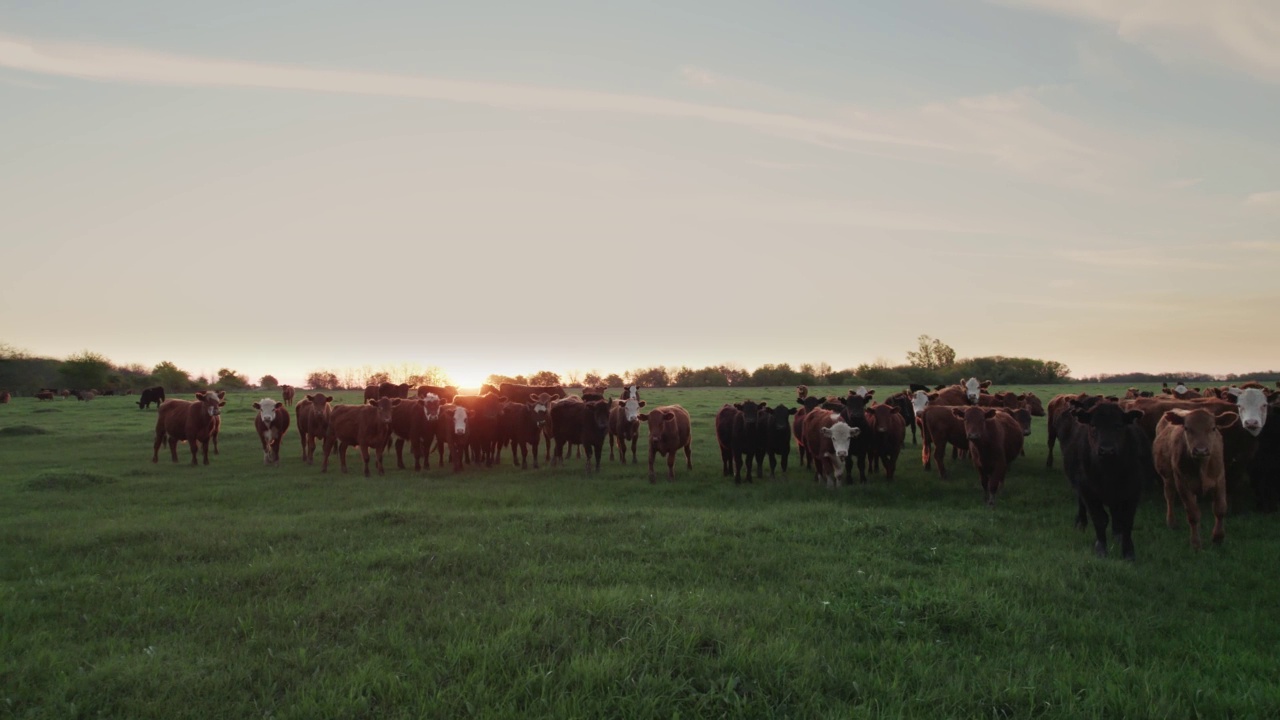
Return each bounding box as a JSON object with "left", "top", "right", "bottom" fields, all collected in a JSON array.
[
  {"left": 394, "top": 438, "right": 407, "bottom": 470},
  {"left": 1180, "top": 488, "right": 1203, "bottom": 550},
  {"left": 1074, "top": 495, "right": 1088, "bottom": 531},
  {"left": 321, "top": 437, "right": 333, "bottom": 473},
  {"left": 1162, "top": 478, "right": 1178, "bottom": 528},
  {"left": 152, "top": 432, "right": 164, "bottom": 463},
  {"left": 684, "top": 443, "right": 692, "bottom": 470},
  {"left": 374, "top": 443, "right": 386, "bottom": 476},
  {"left": 1211, "top": 483, "right": 1227, "bottom": 546},
  {"left": 1046, "top": 434, "right": 1056, "bottom": 469},
  {"left": 732, "top": 450, "right": 743, "bottom": 484},
  {"left": 212, "top": 430, "right": 219, "bottom": 455},
  {"left": 1084, "top": 496, "right": 1110, "bottom": 557},
  {"left": 1114, "top": 499, "right": 1138, "bottom": 561},
  {"left": 934, "top": 441, "right": 949, "bottom": 480},
  {"left": 648, "top": 445, "right": 657, "bottom": 483},
  {"left": 856, "top": 452, "right": 867, "bottom": 484},
  {"left": 339, "top": 441, "right": 351, "bottom": 474},
  {"left": 667, "top": 450, "right": 677, "bottom": 480},
  {"left": 167, "top": 437, "right": 180, "bottom": 463}
]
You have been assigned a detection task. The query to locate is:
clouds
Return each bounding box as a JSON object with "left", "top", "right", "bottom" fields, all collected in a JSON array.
[{"left": 1245, "top": 190, "right": 1280, "bottom": 207}]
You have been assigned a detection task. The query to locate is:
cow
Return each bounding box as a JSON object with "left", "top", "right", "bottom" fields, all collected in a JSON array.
[
  {"left": 362, "top": 385, "right": 379, "bottom": 402},
  {"left": 480, "top": 383, "right": 501, "bottom": 397},
  {"left": 1161, "top": 382, "right": 1202, "bottom": 399},
  {"left": 439, "top": 404, "right": 468, "bottom": 472},
  {"left": 550, "top": 398, "right": 587, "bottom": 467},
  {"left": 1154, "top": 409, "right": 1239, "bottom": 549},
  {"left": 500, "top": 383, "right": 566, "bottom": 404},
  {"left": 729, "top": 400, "right": 769, "bottom": 483},
  {"left": 715, "top": 405, "right": 738, "bottom": 478},
  {"left": 837, "top": 393, "right": 874, "bottom": 483},
  {"left": 453, "top": 393, "right": 505, "bottom": 466},
  {"left": 1062, "top": 402, "right": 1150, "bottom": 560},
  {"left": 919, "top": 404, "right": 971, "bottom": 479},
  {"left": 281, "top": 385, "right": 295, "bottom": 407},
  {"left": 867, "top": 402, "right": 907, "bottom": 481},
  {"left": 796, "top": 385, "right": 810, "bottom": 401},
  {"left": 152, "top": 391, "right": 225, "bottom": 465},
  {"left": 80, "top": 390, "right": 96, "bottom": 402},
  {"left": 500, "top": 400, "right": 542, "bottom": 469},
  {"left": 764, "top": 403, "right": 796, "bottom": 477},
  {"left": 607, "top": 395, "right": 646, "bottom": 464},
  {"left": 883, "top": 391, "right": 918, "bottom": 445},
  {"left": 621, "top": 384, "right": 640, "bottom": 401},
  {"left": 543, "top": 395, "right": 581, "bottom": 461},
  {"left": 581, "top": 387, "right": 607, "bottom": 403},
  {"left": 951, "top": 406, "right": 1022, "bottom": 505},
  {"left": 389, "top": 396, "right": 442, "bottom": 471},
  {"left": 580, "top": 399, "right": 612, "bottom": 473},
  {"left": 801, "top": 409, "right": 860, "bottom": 489},
  {"left": 0, "top": 391, "right": 9, "bottom": 404},
  {"left": 792, "top": 395, "right": 829, "bottom": 469},
  {"left": 638, "top": 405, "right": 692, "bottom": 482},
  {"left": 1248, "top": 394, "right": 1280, "bottom": 511},
  {"left": 57, "top": 389, "right": 69, "bottom": 398},
  {"left": 1046, "top": 393, "right": 1107, "bottom": 468},
  {"left": 323, "top": 397, "right": 400, "bottom": 476},
  {"left": 35, "top": 391, "right": 54, "bottom": 401},
  {"left": 416, "top": 384, "right": 460, "bottom": 402},
  {"left": 852, "top": 386, "right": 875, "bottom": 401},
  {"left": 137, "top": 386, "right": 166, "bottom": 409},
  {"left": 378, "top": 382, "right": 412, "bottom": 399},
  {"left": 295, "top": 394, "right": 334, "bottom": 465},
  {"left": 252, "top": 399, "right": 291, "bottom": 465}
]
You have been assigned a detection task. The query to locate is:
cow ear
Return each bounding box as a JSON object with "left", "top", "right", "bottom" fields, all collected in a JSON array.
[
  {"left": 325, "top": 395, "right": 334, "bottom": 402},
  {"left": 367, "top": 399, "right": 377, "bottom": 406},
  {"left": 984, "top": 409, "right": 997, "bottom": 419},
  {"left": 637, "top": 413, "right": 649, "bottom": 421},
  {"left": 733, "top": 403, "right": 743, "bottom": 410},
  {"left": 217, "top": 391, "right": 226, "bottom": 399},
  {"left": 979, "top": 380, "right": 992, "bottom": 388},
  {"left": 1162, "top": 411, "right": 1186, "bottom": 426},
  {"left": 821, "top": 426, "right": 834, "bottom": 438},
  {"left": 662, "top": 411, "right": 676, "bottom": 420},
  {"left": 1216, "top": 412, "right": 1239, "bottom": 429},
  {"left": 253, "top": 402, "right": 262, "bottom": 410},
  {"left": 638, "top": 400, "right": 646, "bottom": 408},
  {"left": 195, "top": 391, "right": 206, "bottom": 399},
  {"left": 951, "top": 408, "right": 965, "bottom": 419},
  {"left": 787, "top": 407, "right": 796, "bottom": 415}
]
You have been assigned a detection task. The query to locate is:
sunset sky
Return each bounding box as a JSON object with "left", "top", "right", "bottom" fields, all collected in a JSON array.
[{"left": 2, "top": 1, "right": 1278, "bottom": 387}]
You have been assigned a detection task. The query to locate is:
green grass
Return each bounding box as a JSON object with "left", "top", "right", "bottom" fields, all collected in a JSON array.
[{"left": 2, "top": 385, "right": 1278, "bottom": 719}]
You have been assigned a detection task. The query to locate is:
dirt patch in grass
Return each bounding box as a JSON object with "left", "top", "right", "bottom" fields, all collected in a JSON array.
[
  {"left": 0, "top": 425, "right": 50, "bottom": 437},
  {"left": 26, "top": 471, "right": 117, "bottom": 491}
]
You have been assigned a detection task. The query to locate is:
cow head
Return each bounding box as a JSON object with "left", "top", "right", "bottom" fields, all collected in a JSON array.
[
  {"left": 1020, "top": 391, "right": 1045, "bottom": 416},
  {"left": 367, "top": 396, "right": 400, "bottom": 424},
  {"left": 639, "top": 410, "right": 679, "bottom": 441},
  {"left": 1005, "top": 407, "right": 1032, "bottom": 436},
  {"left": 910, "top": 390, "right": 930, "bottom": 418},
  {"left": 253, "top": 399, "right": 280, "bottom": 424},
  {"left": 870, "top": 403, "right": 901, "bottom": 433},
  {"left": 1162, "top": 409, "right": 1238, "bottom": 458},
  {"left": 529, "top": 392, "right": 553, "bottom": 427},
  {"left": 796, "top": 385, "right": 809, "bottom": 401},
  {"left": 621, "top": 384, "right": 640, "bottom": 401},
  {"left": 820, "top": 416, "right": 860, "bottom": 459},
  {"left": 964, "top": 378, "right": 981, "bottom": 403},
  {"left": 621, "top": 396, "right": 647, "bottom": 423},
  {"left": 769, "top": 404, "right": 797, "bottom": 430},
  {"left": 448, "top": 405, "right": 468, "bottom": 436},
  {"left": 1074, "top": 402, "right": 1144, "bottom": 457},
  {"left": 733, "top": 400, "right": 766, "bottom": 428},
  {"left": 586, "top": 399, "right": 611, "bottom": 429},
  {"left": 1227, "top": 387, "right": 1268, "bottom": 437},
  {"left": 421, "top": 393, "right": 441, "bottom": 421},
  {"left": 952, "top": 406, "right": 996, "bottom": 441},
  {"left": 854, "top": 386, "right": 875, "bottom": 400},
  {"left": 194, "top": 390, "right": 225, "bottom": 417}
]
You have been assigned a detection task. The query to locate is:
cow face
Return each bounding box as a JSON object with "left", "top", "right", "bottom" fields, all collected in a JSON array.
[
  {"left": 529, "top": 392, "right": 553, "bottom": 426},
  {"left": 621, "top": 397, "right": 646, "bottom": 423},
  {"left": 1162, "top": 409, "right": 1237, "bottom": 458},
  {"left": 587, "top": 400, "right": 611, "bottom": 429},
  {"left": 769, "top": 404, "right": 797, "bottom": 430},
  {"left": 1228, "top": 387, "right": 1268, "bottom": 436},
  {"left": 911, "top": 390, "right": 930, "bottom": 418},
  {"left": 253, "top": 399, "right": 280, "bottom": 424},
  {"left": 952, "top": 406, "right": 996, "bottom": 441},
  {"left": 870, "top": 403, "right": 901, "bottom": 432},
  {"left": 450, "top": 406, "right": 468, "bottom": 436},
  {"left": 367, "top": 397, "right": 400, "bottom": 424},
  {"left": 820, "top": 417, "right": 860, "bottom": 459},
  {"left": 964, "top": 378, "right": 981, "bottom": 403},
  {"left": 733, "top": 400, "right": 766, "bottom": 427},
  {"left": 1076, "top": 403, "right": 1144, "bottom": 457},
  {"left": 1007, "top": 408, "right": 1032, "bottom": 436},
  {"left": 421, "top": 393, "right": 441, "bottom": 421},
  {"left": 194, "top": 391, "right": 225, "bottom": 416},
  {"left": 639, "top": 410, "right": 678, "bottom": 440}
]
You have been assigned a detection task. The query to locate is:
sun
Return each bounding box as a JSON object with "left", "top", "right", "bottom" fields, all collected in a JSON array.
[{"left": 447, "top": 367, "right": 488, "bottom": 392}]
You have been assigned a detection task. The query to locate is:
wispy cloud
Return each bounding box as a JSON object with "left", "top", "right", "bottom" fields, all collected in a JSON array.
[
  {"left": 992, "top": 0, "right": 1280, "bottom": 83},
  {"left": 1245, "top": 190, "right": 1280, "bottom": 206},
  {"left": 1231, "top": 240, "right": 1280, "bottom": 251},
  {"left": 679, "top": 65, "right": 717, "bottom": 87},
  {"left": 1056, "top": 246, "right": 1227, "bottom": 270}
]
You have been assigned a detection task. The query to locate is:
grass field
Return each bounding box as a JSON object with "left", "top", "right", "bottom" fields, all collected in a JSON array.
[{"left": 3, "top": 384, "right": 1279, "bottom": 718}]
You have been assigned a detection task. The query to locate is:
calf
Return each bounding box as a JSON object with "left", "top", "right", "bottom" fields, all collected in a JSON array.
[
  {"left": 607, "top": 396, "right": 645, "bottom": 464},
  {"left": 838, "top": 393, "right": 874, "bottom": 483},
  {"left": 580, "top": 399, "right": 611, "bottom": 473},
  {"left": 550, "top": 398, "right": 586, "bottom": 467},
  {"left": 253, "top": 399, "right": 291, "bottom": 465},
  {"left": 730, "top": 400, "right": 769, "bottom": 483},
  {"left": 152, "top": 391, "right": 225, "bottom": 465},
  {"left": 501, "top": 401, "right": 541, "bottom": 469},
  {"left": 323, "top": 397, "right": 400, "bottom": 476},
  {"left": 867, "top": 402, "right": 906, "bottom": 480},
  {"left": 389, "top": 395, "right": 442, "bottom": 471},
  {"left": 801, "top": 409, "right": 860, "bottom": 489},
  {"left": 951, "top": 406, "right": 1021, "bottom": 505},
  {"left": 764, "top": 403, "right": 796, "bottom": 476},
  {"left": 295, "top": 393, "right": 334, "bottom": 465},
  {"left": 638, "top": 405, "right": 693, "bottom": 482},
  {"left": 1154, "top": 409, "right": 1239, "bottom": 549},
  {"left": 1062, "top": 403, "right": 1149, "bottom": 560},
  {"left": 440, "top": 404, "right": 468, "bottom": 472},
  {"left": 281, "top": 385, "right": 295, "bottom": 407},
  {"left": 137, "top": 386, "right": 166, "bottom": 409}
]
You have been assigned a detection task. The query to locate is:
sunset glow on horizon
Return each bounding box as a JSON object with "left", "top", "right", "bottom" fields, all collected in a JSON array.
[{"left": 2, "top": 2, "right": 1278, "bottom": 382}]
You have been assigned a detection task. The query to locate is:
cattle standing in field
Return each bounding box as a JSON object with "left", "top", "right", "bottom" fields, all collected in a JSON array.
[
  {"left": 607, "top": 395, "right": 646, "bottom": 464},
  {"left": 801, "top": 409, "right": 860, "bottom": 489},
  {"left": 295, "top": 394, "right": 334, "bottom": 465},
  {"left": 152, "top": 391, "right": 225, "bottom": 465},
  {"left": 728, "top": 400, "right": 769, "bottom": 483},
  {"left": 1154, "top": 409, "right": 1238, "bottom": 549},
  {"left": 580, "top": 399, "right": 611, "bottom": 473},
  {"left": 35, "top": 391, "right": 54, "bottom": 401},
  {"left": 0, "top": 391, "right": 9, "bottom": 403},
  {"left": 281, "top": 385, "right": 295, "bottom": 407},
  {"left": 57, "top": 389, "right": 69, "bottom": 399},
  {"left": 882, "top": 391, "right": 917, "bottom": 446},
  {"left": 416, "top": 384, "right": 459, "bottom": 402},
  {"left": 501, "top": 400, "right": 542, "bottom": 469},
  {"left": 1063, "top": 402, "right": 1150, "bottom": 560},
  {"left": 715, "top": 405, "right": 737, "bottom": 478},
  {"left": 550, "top": 397, "right": 587, "bottom": 467},
  {"left": 362, "top": 385, "right": 379, "bottom": 402},
  {"left": 137, "top": 386, "right": 166, "bottom": 409},
  {"left": 792, "top": 395, "right": 828, "bottom": 469},
  {"left": 378, "top": 382, "right": 412, "bottom": 399},
  {"left": 453, "top": 393, "right": 505, "bottom": 466},
  {"left": 500, "top": 383, "right": 566, "bottom": 404},
  {"left": 867, "top": 402, "right": 907, "bottom": 480},
  {"left": 837, "top": 393, "right": 874, "bottom": 483},
  {"left": 440, "top": 404, "right": 468, "bottom": 472},
  {"left": 1248, "top": 394, "right": 1280, "bottom": 511},
  {"left": 323, "top": 397, "right": 400, "bottom": 476},
  {"left": 253, "top": 399, "right": 291, "bottom": 465},
  {"left": 389, "top": 395, "right": 442, "bottom": 471},
  {"left": 1045, "top": 393, "right": 1108, "bottom": 468},
  {"left": 764, "top": 403, "right": 796, "bottom": 476},
  {"left": 638, "top": 405, "right": 692, "bottom": 482},
  {"left": 951, "top": 406, "right": 1023, "bottom": 505}
]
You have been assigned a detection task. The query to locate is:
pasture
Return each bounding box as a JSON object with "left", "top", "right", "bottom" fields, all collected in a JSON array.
[{"left": 2, "top": 385, "right": 1278, "bottom": 718}]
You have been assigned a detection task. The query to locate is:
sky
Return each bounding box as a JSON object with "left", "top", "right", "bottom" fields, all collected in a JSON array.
[{"left": 1, "top": 1, "right": 1278, "bottom": 387}]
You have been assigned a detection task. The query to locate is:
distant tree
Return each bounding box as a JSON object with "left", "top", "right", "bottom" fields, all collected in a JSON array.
[
  {"left": 604, "top": 373, "right": 624, "bottom": 388},
  {"left": 630, "top": 366, "right": 670, "bottom": 388},
  {"left": 672, "top": 365, "right": 729, "bottom": 387},
  {"left": 59, "top": 350, "right": 113, "bottom": 389},
  {"left": 719, "top": 363, "right": 750, "bottom": 386},
  {"left": 152, "top": 361, "right": 193, "bottom": 391},
  {"left": 367, "top": 371, "right": 391, "bottom": 387},
  {"left": 259, "top": 375, "right": 279, "bottom": 389},
  {"left": 583, "top": 372, "right": 604, "bottom": 388},
  {"left": 306, "top": 370, "right": 340, "bottom": 389},
  {"left": 565, "top": 370, "right": 583, "bottom": 387},
  {"left": 528, "top": 370, "right": 563, "bottom": 386},
  {"left": 215, "top": 368, "right": 250, "bottom": 391},
  {"left": 405, "top": 366, "right": 451, "bottom": 386},
  {"left": 750, "top": 363, "right": 806, "bottom": 387},
  {"left": 906, "top": 335, "right": 957, "bottom": 370},
  {"left": 0, "top": 343, "right": 32, "bottom": 360},
  {"left": 815, "top": 362, "right": 832, "bottom": 382}
]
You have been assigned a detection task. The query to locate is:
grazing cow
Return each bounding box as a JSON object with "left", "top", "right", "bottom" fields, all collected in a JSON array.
[
  {"left": 453, "top": 393, "right": 505, "bottom": 466},
  {"left": 35, "top": 391, "right": 54, "bottom": 401},
  {"left": 81, "top": 390, "right": 96, "bottom": 402},
  {"left": 416, "top": 384, "right": 459, "bottom": 402},
  {"left": 500, "top": 383, "right": 566, "bottom": 404},
  {"left": 137, "top": 386, "right": 166, "bottom": 409},
  {"left": 501, "top": 400, "right": 542, "bottom": 469},
  {"left": 580, "top": 399, "right": 611, "bottom": 473},
  {"left": 867, "top": 402, "right": 906, "bottom": 480},
  {"left": 801, "top": 409, "right": 860, "bottom": 488},
  {"left": 1154, "top": 409, "right": 1239, "bottom": 549},
  {"left": 0, "top": 391, "right": 9, "bottom": 404},
  {"left": 281, "top": 385, "right": 295, "bottom": 407},
  {"left": 440, "top": 404, "right": 469, "bottom": 472},
  {"left": 638, "top": 405, "right": 693, "bottom": 482},
  {"left": 1063, "top": 402, "right": 1149, "bottom": 560},
  {"left": 378, "top": 382, "right": 412, "bottom": 399},
  {"left": 607, "top": 395, "right": 646, "bottom": 464},
  {"left": 951, "top": 406, "right": 1022, "bottom": 505},
  {"left": 764, "top": 403, "right": 796, "bottom": 476},
  {"left": 323, "top": 397, "right": 401, "bottom": 476},
  {"left": 252, "top": 399, "right": 291, "bottom": 465},
  {"left": 295, "top": 394, "right": 334, "bottom": 465},
  {"left": 389, "top": 396, "right": 442, "bottom": 471},
  {"left": 152, "top": 391, "right": 225, "bottom": 465}
]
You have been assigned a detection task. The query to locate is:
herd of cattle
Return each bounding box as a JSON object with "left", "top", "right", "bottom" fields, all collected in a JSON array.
[{"left": 12, "top": 375, "right": 1279, "bottom": 560}]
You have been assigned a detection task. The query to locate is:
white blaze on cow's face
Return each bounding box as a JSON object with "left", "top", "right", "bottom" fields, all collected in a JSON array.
[
  {"left": 452, "top": 406, "right": 468, "bottom": 435},
  {"left": 855, "top": 386, "right": 868, "bottom": 398},
  {"left": 1175, "top": 383, "right": 1188, "bottom": 394},
  {"left": 1230, "top": 387, "right": 1268, "bottom": 436},
  {"left": 820, "top": 416, "right": 861, "bottom": 458},
  {"left": 911, "top": 390, "right": 930, "bottom": 416},
  {"left": 965, "top": 378, "right": 980, "bottom": 403},
  {"left": 623, "top": 397, "right": 646, "bottom": 423},
  {"left": 254, "top": 399, "right": 278, "bottom": 425},
  {"left": 422, "top": 393, "right": 440, "bottom": 421}
]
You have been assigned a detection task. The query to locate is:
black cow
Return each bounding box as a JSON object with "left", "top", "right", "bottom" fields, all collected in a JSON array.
[
  {"left": 501, "top": 401, "right": 542, "bottom": 470},
  {"left": 1063, "top": 402, "right": 1150, "bottom": 561},
  {"left": 550, "top": 400, "right": 586, "bottom": 468},
  {"left": 837, "top": 393, "right": 874, "bottom": 483},
  {"left": 378, "top": 382, "right": 412, "bottom": 399},
  {"left": 1248, "top": 398, "right": 1280, "bottom": 511},
  {"left": 764, "top": 403, "right": 796, "bottom": 477},
  {"left": 580, "top": 399, "right": 611, "bottom": 473},
  {"left": 733, "top": 400, "right": 769, "bottom": 482},
  {"left": 453, "top": 393, "right": 504, "bottom": 466},
  {"left": 137, "top": 386, "right": 166, "bottom": 410}
]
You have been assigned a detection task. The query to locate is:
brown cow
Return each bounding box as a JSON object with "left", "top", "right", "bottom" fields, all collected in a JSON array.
[
  {"left": 35, "top": 391, "right": 54, "bottom": 401},
  {"left": 500, "top": 383, "right": 566, "bottom": 404},
  {"left": 416, "top": 384, "right": 459, "bottom": 402},
  {"left": 638, "top": 404, "right": 692, "bottom": 482},
  {"left": 0, "top": 391, "right": 9, "bottom": 403},
  {"left": 295, "top": 393, "right": 334, "bottom": 465},
  {"left": 389, "top": 394, "right": 443, "bottom": 471},
  {"left": 439, "top": 404, "right": 468, "bottom": 472},
  {"left": 362, "top": 385, "right": 379, "bottom": 402},
  {"left": 919, "top": 404, "right": 969, "bottom": 479},
  {"left": 253, "top": 399, "right": 291, "bottom": 465},
  {"left": 801, "top": 408, "right": 861, "bottom": 488},
  {"left": 866, "top": 402, "right": 906, "bottom": 480},
  {"left": 323, "top": 397, "right": 401, "bottom": 476},
  {"left": 1154, "top": 409, "right": 1239, "bottom": 549},
  {"left": 152, "top": 391, "right": 225, "bottom": 465},
  {"left": 281, "top": 385, "right": 296, "bottom": 407},
  {"left": 951, "top": 406, "right": 1023, "bottom": 506},
  {"left": 607, "top": 395, "right": 646, "bottom": 464}
]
